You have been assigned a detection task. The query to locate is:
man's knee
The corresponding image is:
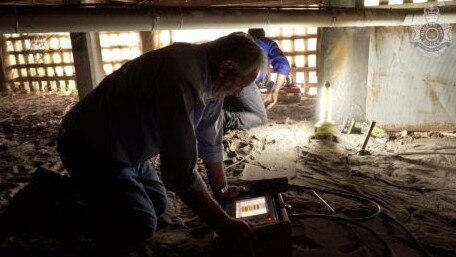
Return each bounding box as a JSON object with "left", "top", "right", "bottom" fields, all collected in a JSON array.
[
  {"left": 153, "top": 193, "right": 168, "bottom": 217},
  {"left": 138, "top": 214, "right": 158, "bottom": 239},
  {"left": 258, "top": 111, "right": 267, "bottom": 125},
  {"left": 248, "top": 110, "right": 267, "bottom": 127},
  {"left": 114, "top": 211, "right": 158, "bottom": 242}
]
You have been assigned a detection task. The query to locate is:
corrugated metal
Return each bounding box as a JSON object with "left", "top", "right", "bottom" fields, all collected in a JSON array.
[{"left": 366, "top": 26, "right": 456, "bottom": 131}]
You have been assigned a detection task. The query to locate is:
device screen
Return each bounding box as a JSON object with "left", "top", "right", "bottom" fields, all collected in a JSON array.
[{"left": 235, "top": 196, "right": 268, "bottom": 218}]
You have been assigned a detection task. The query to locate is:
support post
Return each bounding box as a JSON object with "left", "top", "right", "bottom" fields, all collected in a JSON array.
[
  {"left": 70, "top": 32, "right": 105, "bottom": 100},
  {"left": 0, "top": 36, "right": 8, "bottom": 94}
]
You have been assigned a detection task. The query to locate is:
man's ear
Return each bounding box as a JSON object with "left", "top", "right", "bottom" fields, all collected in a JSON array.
[{"left": 218, "top": 60, "right": 236, "bottom": 78}]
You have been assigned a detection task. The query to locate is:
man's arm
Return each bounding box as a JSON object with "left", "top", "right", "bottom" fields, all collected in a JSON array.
[
  {"left": 263, "top": 38, "right": 290, "bottom": 110},
  {"left": 204, "top": 161, "right": 246, "bottom": 200},
  {"left": 264, "top": 73, "right": 287, "bottom": 110},
  {"left": 184, "top": 161, "right": 256, "bottom": 256},
  {"left": 155, "top": 78, "right": 257, "bottom": 256},
  {"left": 179, "top": 186, "right": 258, "bottom": 257},
  {"left": 204, "top": 162, "right": 227, "bottom": 193}
]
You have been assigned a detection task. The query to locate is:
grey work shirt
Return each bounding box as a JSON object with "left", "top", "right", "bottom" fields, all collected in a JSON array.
[{"left": 62, "top": 43, "right": 223, "bottom": 193}]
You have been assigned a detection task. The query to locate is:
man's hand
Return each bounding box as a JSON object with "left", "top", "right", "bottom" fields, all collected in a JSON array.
[
  {"left": 263, "top": 73, "right": 287, "bottom": 111},
  {"left": 217, "top": 218, "right": 259, "bottom": 257},
  {"left": 204, "top": 162, "right": 246, "bottom": 201},
  {"left": 180, "top": 186, "right": 258, "bottom": 257},
  {"left": 201, "top": 162, "right": 257, "bottom": 256},
  {"left": 263, "top": 92, "right": 279, "bottom": 110},
  {"left": 214, "top": 185, "right": 246, "bottom": 202}
]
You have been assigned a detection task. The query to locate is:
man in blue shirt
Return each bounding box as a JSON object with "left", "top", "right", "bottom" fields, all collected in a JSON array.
[
  {"left": 223, "top": 28, "right": 291, "bottom": 130},
  {"left": 57, "top": 33, "right": 266, "bottom": 255}
]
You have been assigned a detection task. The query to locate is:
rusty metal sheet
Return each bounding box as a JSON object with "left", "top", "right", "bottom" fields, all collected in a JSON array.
[{"left": 366, "top": 26, "right": 456, "bottom": 131}]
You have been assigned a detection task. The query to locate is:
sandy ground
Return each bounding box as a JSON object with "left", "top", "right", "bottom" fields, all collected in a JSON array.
[{"left": 0, "top": 94, "right": 455, "bottom": 257}]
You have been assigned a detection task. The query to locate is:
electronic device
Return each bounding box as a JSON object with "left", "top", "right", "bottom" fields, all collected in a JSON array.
[
  {"left": 225, "top": 195, "right": 278, "bottom": 227},
  {"left": 215, "top": 177, "right": 292, "bottom": 257}
]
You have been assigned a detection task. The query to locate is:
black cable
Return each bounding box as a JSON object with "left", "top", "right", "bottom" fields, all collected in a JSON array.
[
  {"left": 289, "top": 213, "right": 395, "bottom": 257},
  {"left": 288, "top": 184, "right": 382, "bottom": 220},
  {"left": 382, "top": 211, "right": 434, "bottom": 257},
  {"left": 286, "top": 184, "right": 434, "bottom": 257}
]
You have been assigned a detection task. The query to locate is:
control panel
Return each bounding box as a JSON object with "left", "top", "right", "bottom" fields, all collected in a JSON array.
[
  {"left": 225, "top": 195, "right": 278, "bottom": 227},
  {"left": 217, "top": 177, "right": 292, "bottom": 257}
]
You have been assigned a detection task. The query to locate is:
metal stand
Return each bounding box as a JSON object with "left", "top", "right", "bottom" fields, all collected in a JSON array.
[{"left": 357, "top": 121, "right": 376, "bottom": 156}]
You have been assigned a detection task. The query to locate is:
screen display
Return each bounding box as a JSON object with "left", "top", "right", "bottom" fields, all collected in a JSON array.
[{"left": 235, "top": 196, "right": 268, "bottom": 218}]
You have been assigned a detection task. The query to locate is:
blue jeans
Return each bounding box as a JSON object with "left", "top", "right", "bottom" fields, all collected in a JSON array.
[
  {"left": 57, "top": 125, "right": 168, "bottom": 245},
  {"left": 223, "top": 82, "right": 267, "bottom": 130}
]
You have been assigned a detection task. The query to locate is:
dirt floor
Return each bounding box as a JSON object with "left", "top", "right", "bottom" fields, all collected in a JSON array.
[{"left": 0, "top": 94, "right": 455, "bottom": 257}]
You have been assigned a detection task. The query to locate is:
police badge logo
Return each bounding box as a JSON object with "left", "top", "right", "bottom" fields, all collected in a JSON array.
[{"left": 411, "top": 5, "right": 452, "bottom": 57}]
